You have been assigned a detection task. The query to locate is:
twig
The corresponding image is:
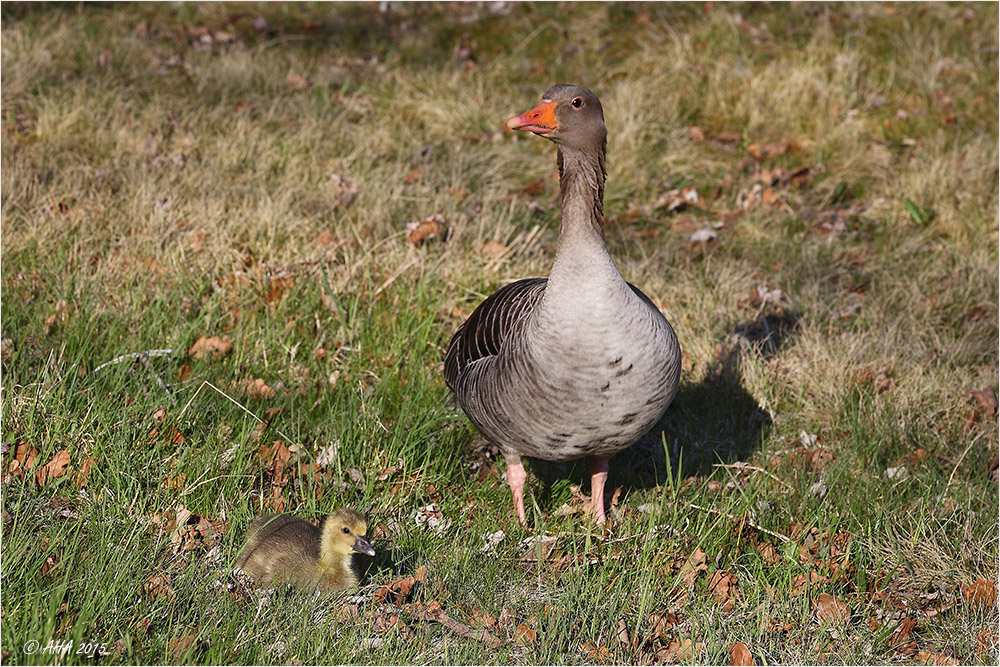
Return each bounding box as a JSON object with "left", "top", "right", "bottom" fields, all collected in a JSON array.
[
  {"left": 405, "top": 605, "right": 502, "bottom": 648},
  {"left": 947, "top": 431, "right": 984, "bottom": 488},
  {"left": 94, "top": 348, "right": 174, "bottom": 373},
  {"left": 179, "top": 380, "right": 264, "bottom": 423},
  {"left": 688, "top": 502, "right": 791, "bottom": 543}
]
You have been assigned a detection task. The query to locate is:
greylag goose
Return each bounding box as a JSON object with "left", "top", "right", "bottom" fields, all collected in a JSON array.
[
  {"left": 445, "top": 85, "right": 681, "bottom": 524},
  {"left": 235, "top": 509, "right": 375, "bottom": 591}
]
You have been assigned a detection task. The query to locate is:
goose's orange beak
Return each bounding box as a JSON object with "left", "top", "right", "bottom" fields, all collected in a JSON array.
[{"left": 506, "top": 100, "right": 557, "bottom": 134}]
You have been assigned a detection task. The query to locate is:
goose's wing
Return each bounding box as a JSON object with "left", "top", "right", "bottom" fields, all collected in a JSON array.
[{"left": 444, "top": 278, "right": 547, "bottom": 390}]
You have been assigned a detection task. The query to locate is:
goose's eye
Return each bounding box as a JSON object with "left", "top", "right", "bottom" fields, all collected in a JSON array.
[
  {"left": 342, "top": 527, "right": 351, "bottom": 534},
  {"left": 571, "top": 97, "right": 583, "bottom": 108}
]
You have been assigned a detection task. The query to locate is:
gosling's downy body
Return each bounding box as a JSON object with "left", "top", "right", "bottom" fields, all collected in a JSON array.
[{"left": 235, "top": 509, "right": 375, "bottom": 591}]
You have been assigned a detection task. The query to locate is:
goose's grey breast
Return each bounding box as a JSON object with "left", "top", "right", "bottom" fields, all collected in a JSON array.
[{"left": 446, "top": 277, "right": 681, "bottom": 462}]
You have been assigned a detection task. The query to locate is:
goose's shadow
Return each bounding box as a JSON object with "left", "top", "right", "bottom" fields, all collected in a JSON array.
[{"left": 527, "top": 308, "right": 799, "bottom": 505}]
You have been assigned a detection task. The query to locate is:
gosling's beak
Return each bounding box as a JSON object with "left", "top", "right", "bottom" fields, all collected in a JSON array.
[
  {"left": 353, "top": 535, "right": 376, "bottom": 557},
  {"left": 506, "top": 100, "right": 557, "bottom": 135}
]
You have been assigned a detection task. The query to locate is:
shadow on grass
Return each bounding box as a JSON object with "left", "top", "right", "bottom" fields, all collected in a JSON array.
[{"left": 528, "top": 308, "right": 801, "bottom": 506}]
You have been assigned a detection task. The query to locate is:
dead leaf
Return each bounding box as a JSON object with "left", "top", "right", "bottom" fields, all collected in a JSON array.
[
  {"left": 143, "top": 573, "right": 176, "bottom": 600},
  {"left": 581, "top": 641, "right": 611, "bottom": 661},
  {"left": 187, "top": 336, "right": 232, "bottom": 360},
  {"left": 757, "top": 542, "right": 781, "bottom": 565},
  {"left": 655, "top": 638, "right": 701, "bottom": 663},
  {"left": 731, "top": 641, "right": 755, "bottom": 666},
  {"left": 233, "top": 377, "right": 276, "bottom": 399},
  {"left": 479, "top": 240, "right": 508, "bottom": 259},
  {"left": 915, "top": 651, "right": 960, "bottom": 665},
  {"left": 969, "top": 388, "right": 998, "bottom": 415},
  {"left": 520, "top": 178, "right": 546, "bottom": 196},
  {"left": 678, "top": 548, "right": 707, "bottom": 586},
  {"left": 688, "top": 126, "right": 706, "bottom": 143},
  {"left": 615, "top": 617, "right": 631, "bottom": 648},
  {"left": 287, "top": 74, "right": 312, "bottom": 92},
  {"left": 264, "top": 276, "right": 294, "bottom": 304},
  {"left": 874, "top": 369, "right": 896, "bottom": 393},
  {"left": 414, "top": 503, "right": 452, "bottom": 534},
  {"left": 167, "top": 635, "right": 198, "bottom": 661},
  {"left": 962, "top": 578, "right": 998, "bottom": 609},
  {"left": 374, "top": 575, "right": 418, "bottom": 605},
  {"left": 747, "top": 141, "right": 798, "bottom": 160},
  {"left": 714, "top": 132, "right": 742, "bottom": 144},
  {"left": 405, "top": 214, "right": 446, "bottom": 245},
  {"left": 813, "top": 593, "right": 849, "bottom": 624},
  {"left": 647, "top": 609, "right": 678, "bottom": 640},
  {"left": 709, "top": 570, "right": 738, "bottom": 612},
  {"left": 74, "top": 456, "right": 96, "bottom": 488},
  {"left": 814, "top": 205, "right": 864, "bottom": 236},
  {"left": 403, "top": 167, "right": 423, "bottom": 184},
  {"left": 4, "top": 443, "right": 39, "bottom": 482},
  {"left": 515, "top": 623, "right": 537, "bottom": 645},
  {"left": 258, "top": 440, "right": 292, "bottom": 467},
  {"left": 888, "top": 617, "right": 916, "bottom": 649},
  {"left": 35, "top": 450, "right": 70, "bottom": 486},
  {"left": 327, "top": 173, "right": 359, "bottom": 207}
]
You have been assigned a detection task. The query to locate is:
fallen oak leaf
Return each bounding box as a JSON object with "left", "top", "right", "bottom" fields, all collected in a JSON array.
[
  {"left": 709, "top": 570, "right": 738, "bottom": 612},
  {"left": 747, "top": 140, "right": 799, "bottom": 160},
  {"left": 167, "top": 635, "right": 200, "bottom": 662},
  {"left": 914, "top": 650, "right": 960, "bottom": 665},
  {"left": 730, "top": 641, "right": 755, "bottom": 666},
  {"left": 968, "top": 387, "right": 998, "bottom": 415},
  {"left": 962, "top": 578, "right": 998, "bottom": 610},
  {"left": 813, "top": 592, "right": 850, "bottom": 624},
  {"left": 232, "top": 377, "right": 276, "bottom": 399},
  {"left": 888, "top": 617, "right": 917, "bottom": 650},
  {"left": 187, "top": 336, "right": 232, "bottom": 360},
  {"left": 74, "top": 456, "right": 96, "bottom": 488},
  {"left": 374, "top": 575, "right": 418, "bottom": 605},
  {"left": 5, "top": 442, "right": 39, "bottom": 481},
  {"left": 677, "top": 548, "right": 707, "bottom": 586},
  {"left": 655, "top": 638, "right": 702, "bottom": 663},
  {"left": 405, "top": 214, "right": 446, "bottom": 245},
  {"left": 581, "top": 641, "right": 611, "bottom": 661},
  {"left": 479, "top": 239, "right": 509, "bottom": 259},
  {"left": 515, "top": 622, "right": 537, "bottom": 645},
  {"left": 35, "top": 450, "right": 70, "bottom": 486}
]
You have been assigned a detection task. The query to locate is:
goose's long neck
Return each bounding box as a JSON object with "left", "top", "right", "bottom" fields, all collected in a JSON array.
[{"left": 548, "top": 144, "right": 617, "bottom": 287}]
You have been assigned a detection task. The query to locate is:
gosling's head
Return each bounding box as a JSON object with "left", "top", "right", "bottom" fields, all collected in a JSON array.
[{"left": 322, "top": 508, "right": 375, "bottom": 557}]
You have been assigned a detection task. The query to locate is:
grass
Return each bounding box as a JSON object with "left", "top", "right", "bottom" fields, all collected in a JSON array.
[{"left": 2, "top": 1, "right": 997, "bottom": 664}]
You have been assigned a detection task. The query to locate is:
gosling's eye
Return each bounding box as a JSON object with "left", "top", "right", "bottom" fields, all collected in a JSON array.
[
  {"left": 571, "top": 97, "right": 583, "bottom": 108},
  {"left": 342, "top": 527, "right": 351, "bottom": 534}
]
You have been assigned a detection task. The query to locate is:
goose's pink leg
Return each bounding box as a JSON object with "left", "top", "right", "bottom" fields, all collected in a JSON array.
[
  {"left": 589, "top": 456, "right": 610, "bottom": 524},
  {"left": 505, "top": 455, "right": 528, "bottom": 525}
]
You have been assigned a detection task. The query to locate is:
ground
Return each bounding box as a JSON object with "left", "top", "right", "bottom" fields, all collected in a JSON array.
[{"left": 1, "top": 2, "right": 998, "bottom": 665}]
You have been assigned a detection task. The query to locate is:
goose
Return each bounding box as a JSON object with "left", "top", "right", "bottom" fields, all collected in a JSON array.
[
  {"left": 445, "top": 84, "right": 682, "bottom": 524},
  {"left": 235, "top": 509, "right": 375, "bottom": 591}
]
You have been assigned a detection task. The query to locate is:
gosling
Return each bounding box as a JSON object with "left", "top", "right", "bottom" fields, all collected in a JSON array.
[{"left": 235, "top": 508, "right": 375, "bottom": 592}]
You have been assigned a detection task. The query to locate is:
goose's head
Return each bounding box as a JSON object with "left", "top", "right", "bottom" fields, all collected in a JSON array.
[{"left": 506, "top": 84, "right": 606, "bottom": 152}]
